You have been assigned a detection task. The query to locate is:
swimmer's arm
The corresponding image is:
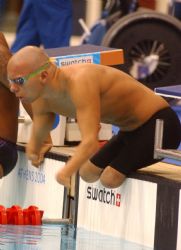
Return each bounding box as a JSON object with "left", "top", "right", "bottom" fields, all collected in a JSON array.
[
  {"left": 57, "top": 106, "right": 100, "bottom": 187},
  {"left": 56, "top": 80, "right": 100, "bottom": 186},
  {"left": 22, "top": 101, "right": 53, "bottom": 156},
  {"left": 26, "top": 109, "right": 55, "bottom": 166}
]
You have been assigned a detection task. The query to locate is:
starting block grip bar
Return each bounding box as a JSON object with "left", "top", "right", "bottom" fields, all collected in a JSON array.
[
  {"left": 154, "top": 119, "right": 164, "bottom": 159},
  {"left": 42, "top": 218, "right": 72, "bottom": 224}
]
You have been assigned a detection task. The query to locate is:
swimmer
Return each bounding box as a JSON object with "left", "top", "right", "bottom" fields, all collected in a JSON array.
[
  {"left": 0, "top": 33, "right": 19, "bottom": 178},
  {"left": 0, "top": 34, "right": 52, "bottom": 178},
  {"left": 7, "top": 46, "right": 181, "bottom": 188}
]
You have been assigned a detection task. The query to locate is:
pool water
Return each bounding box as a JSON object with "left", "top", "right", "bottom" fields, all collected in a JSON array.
[{"left": 0, "top": 224, "right": 153, "bottom": 250}]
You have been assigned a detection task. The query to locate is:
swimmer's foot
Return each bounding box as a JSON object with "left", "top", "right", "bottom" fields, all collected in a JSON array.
[{"left": 56, "top": 171, "right": 71, "bottom": 188}]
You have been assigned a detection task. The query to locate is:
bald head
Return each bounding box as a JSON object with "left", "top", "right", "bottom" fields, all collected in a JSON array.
[{"left": 7, "top": 46, "right": 49, "bottom": 77}]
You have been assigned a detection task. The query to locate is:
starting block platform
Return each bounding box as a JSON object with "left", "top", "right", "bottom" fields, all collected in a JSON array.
[
  {"left": 46, "top": 44, "right": 124, "bottom": 66},
  {"left": 0, "top": 143, "right": 180, "bottom": 250},
  {"left": 76, "top": 161, "right": 181, "bottom": 250},
  {"left": 155, "top": 84, "right": 181, "bottom": 99},
  {"left": 154, "top": 84, "right": 181, "bottom": 163}
]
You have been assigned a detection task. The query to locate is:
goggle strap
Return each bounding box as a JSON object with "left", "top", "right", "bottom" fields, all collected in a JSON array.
[{"left": 25, "top": 62, "right": 50, "bottom": 80}]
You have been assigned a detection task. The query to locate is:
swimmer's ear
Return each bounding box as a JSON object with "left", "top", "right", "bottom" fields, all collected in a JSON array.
[{"left": 40, "top": 70, "right": 48, "bottom": 84}]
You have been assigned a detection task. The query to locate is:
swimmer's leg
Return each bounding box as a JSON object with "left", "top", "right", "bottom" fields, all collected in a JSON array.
[
  {"left": 79, "top": 160, "right": 103, "bottom": 183},
  {"left": 79, "top": 132, "right": 126, "bottom": 188},
  {"left": 99, "top": 166, "right": 126, "bottom": 189},
  {"left": 79, "top": 161, "right": 126, "bottom": 189}
]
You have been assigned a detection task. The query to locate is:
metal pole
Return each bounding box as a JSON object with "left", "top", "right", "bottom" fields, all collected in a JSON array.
[{"left": 154, "top": 119, "right": 164, "bottom": 159}]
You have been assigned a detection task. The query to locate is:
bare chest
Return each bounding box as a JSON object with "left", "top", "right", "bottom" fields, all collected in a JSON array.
[{"left": 46, "top": 93, "right": 76, "bottom": 118}]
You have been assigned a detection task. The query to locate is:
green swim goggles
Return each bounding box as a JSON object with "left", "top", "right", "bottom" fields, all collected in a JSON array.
[{"left": 8, "top": 62, "right": 50, "bottom": 85}]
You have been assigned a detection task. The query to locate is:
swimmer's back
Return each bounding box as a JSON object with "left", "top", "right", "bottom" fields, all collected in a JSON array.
[{"left": 62, "top": 64, "right": 169, "bottom": 130}]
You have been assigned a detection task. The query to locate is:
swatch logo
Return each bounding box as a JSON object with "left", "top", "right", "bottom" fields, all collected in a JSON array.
[
  {"left": 57, "top": 56, "right": 93, "bottom": 67},
  {"left": 116, "top": 193, "right": 121, "bottom": 207},
  {"left": 87, "top": 186, "right": 121, "bottom": 207}
]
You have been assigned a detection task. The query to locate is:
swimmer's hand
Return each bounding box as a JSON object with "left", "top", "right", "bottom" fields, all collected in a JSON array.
[
  {"left": 26, "top": 146, "right": 42, "bottom": 167},
  {"left": 27, "top": 152, "right": 41, "bottom": 167},
  {"left": 56, "top": 170, "right": 71, "bottom": 188},
  {"left": 26, "top": 135, "right": 53, "bottom": 167},
  {"left": 39, "top": 135, "right": 53, "bottom": 163}
]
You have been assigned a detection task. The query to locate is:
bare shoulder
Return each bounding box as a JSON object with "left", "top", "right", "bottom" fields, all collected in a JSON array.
[
  {"left": 63, "top": 64, "right": 110, "bottom": 89},
  {"left": 62, "top": 64, "right": 127, "bottom": 102},
  {"left": 71, "top": 64, "right": 125, "bottom": 81},
  {"left": 65, "top": 64, "right": 102, "bottom": 91},
  {"left": 63, "top": 63, "right": 105, "bottom": 78}
]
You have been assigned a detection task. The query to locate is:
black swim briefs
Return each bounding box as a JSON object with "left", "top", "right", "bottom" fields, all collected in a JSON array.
[
  {"left": 90, "top": 107, "right": 181, "bottom": 175},
  {"left": 0, "top": 138, "right": 18, "bottom": 176}
]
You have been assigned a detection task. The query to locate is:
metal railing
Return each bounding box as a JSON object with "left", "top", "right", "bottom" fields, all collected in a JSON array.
[{"left": 154, "top": 119, "right": 181, "bottom": 161}]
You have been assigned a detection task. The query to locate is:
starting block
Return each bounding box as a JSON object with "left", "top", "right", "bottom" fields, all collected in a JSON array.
[
  {"left": 46, "top": 44, "right": 124, "bottom": 66},
  {"left": 154, "top": 84, "right": 181, "bottom": 162},
  {"left": 18, "top": 44, "right": 124, "bottom": 145},
  {"left": 155, "top": 84, "right": 181, "bottom": 99}
]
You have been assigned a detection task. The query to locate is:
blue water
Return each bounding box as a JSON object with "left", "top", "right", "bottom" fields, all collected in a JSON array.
[{"left": 0, "top": 224, "right": 152, "bottom": 250}]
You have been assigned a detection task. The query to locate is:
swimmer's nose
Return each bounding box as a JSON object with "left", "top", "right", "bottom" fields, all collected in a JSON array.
[{"left": 9, "top": 83, "right": 20, "bottom": 94}]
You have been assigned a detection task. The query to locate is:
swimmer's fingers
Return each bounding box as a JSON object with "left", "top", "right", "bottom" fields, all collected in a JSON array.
[
  {"left": 31, "top": 160, "right": 41, "bottom": 168},
  {"left": 35, "top": 138, "right": 52, "bottom": 165},
  {"left": 27, "top": 153, "right": 40, "bottom": 167},
  {"left": 27, "top": 152, "right": 44, "bottom": 167},
  {"left": 39, "top": 143, "right": 52, "bottom": 158},
  {"left": 26, "top": 139, "right": 51, "bottom": 167},
  {"left": 31, "top": 153, "right": 46, "bottom": 167},
  {"left": 38, "top": 153, "right": 45, "bottom": 165}
]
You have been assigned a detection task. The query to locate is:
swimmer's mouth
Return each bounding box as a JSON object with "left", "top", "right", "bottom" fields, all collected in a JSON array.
[
  {"left": 16, "top": 96, "right": 22, "bottom": 99},
  {"left": 19, "top": 96, "right": 30, "bottom": 103},
  {"left": 16, "top": 94, "right": 23, "bottom": 99}
]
